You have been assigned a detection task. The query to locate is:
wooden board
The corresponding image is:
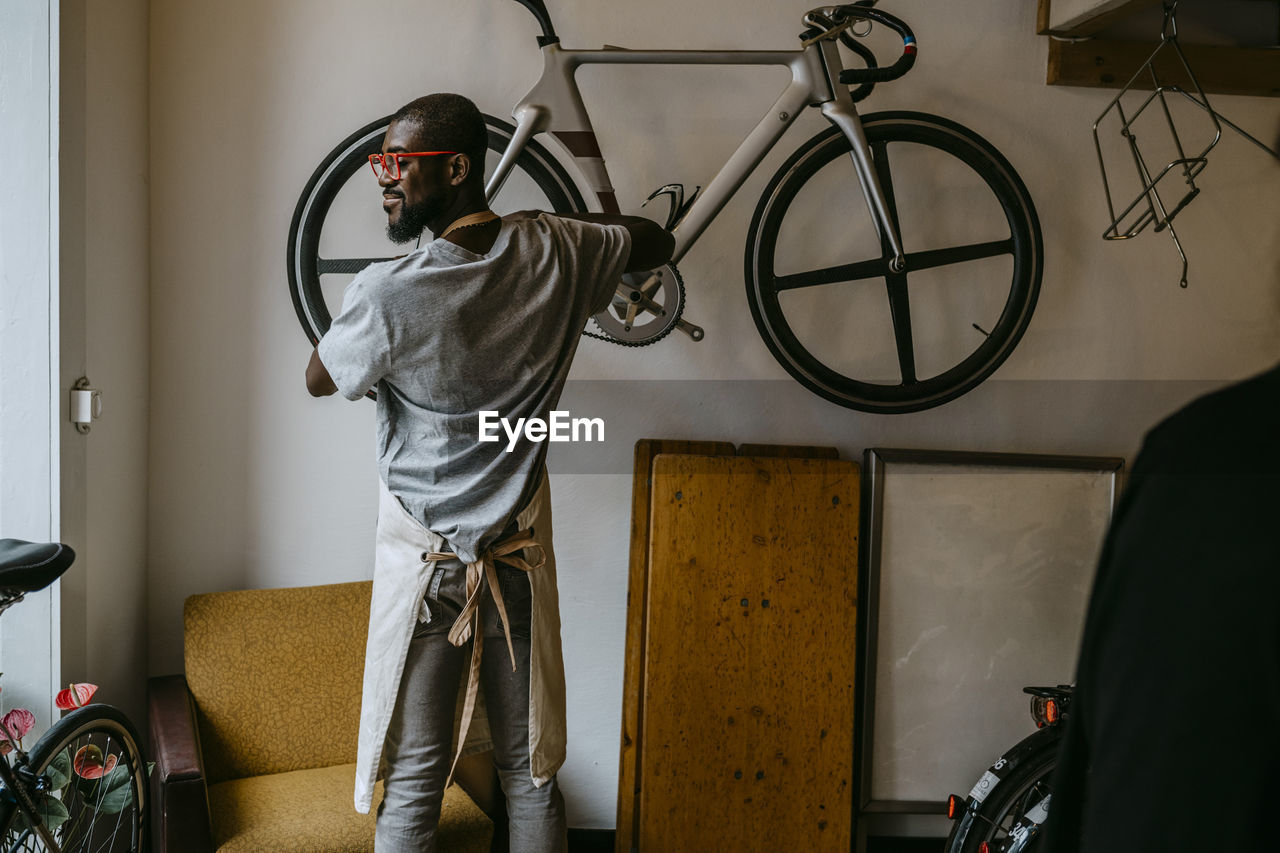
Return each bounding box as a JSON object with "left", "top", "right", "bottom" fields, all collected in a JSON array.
[
  {"left": 616, "top": 439, "right": 735, "bottom": 850},
  {"left": 736, "top": 443, "right": 840, "bottom": 460},
  {"left": 617, "top": 441, "right": 841, "bottom": 849},
  {"left": 632, "top": 452, "right": 860, "bottom": 852},
  {"left": 1047, "top": 38, "right": 1280, "bottom": 98}
]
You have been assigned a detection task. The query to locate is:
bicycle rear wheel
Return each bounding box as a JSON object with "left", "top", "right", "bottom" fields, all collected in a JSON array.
[
  {"left": 287, "top": 113, "right": 587, "bottom": 346},
  {"left": 947, "top": 743, "right": 1057, "bottom": 853},
  {"left": 746, "top": 111, "right": 1042, "bottom": 413},
  {"left": 0, "top": 705, "right": 148, "bottom": 852}
]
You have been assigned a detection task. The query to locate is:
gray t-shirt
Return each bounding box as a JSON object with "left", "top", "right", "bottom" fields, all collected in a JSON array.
[{"left": 318, "top": 215, "right": 631, "bottom": 563}]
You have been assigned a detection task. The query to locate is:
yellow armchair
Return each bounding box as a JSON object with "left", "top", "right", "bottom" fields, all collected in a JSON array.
[{"left": 148, "top": 581, "right": 492, "bottom": 852}]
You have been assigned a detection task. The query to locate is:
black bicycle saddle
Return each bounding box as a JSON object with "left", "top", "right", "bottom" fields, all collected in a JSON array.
[{"left": 0, "top": 539, "right": 76, "bottom": 593}]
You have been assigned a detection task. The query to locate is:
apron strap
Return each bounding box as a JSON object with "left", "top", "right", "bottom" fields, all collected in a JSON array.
[{"left": 423, "top": 528, "right": 546, "bottom": 786}]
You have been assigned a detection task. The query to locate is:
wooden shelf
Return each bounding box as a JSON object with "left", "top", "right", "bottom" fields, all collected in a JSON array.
[
  {"left": 1047, "top": 38, "right": 1280, "bottom": 98},
  {"left": 1037, "top": 0, "right": 1280, "bottom": 99}
]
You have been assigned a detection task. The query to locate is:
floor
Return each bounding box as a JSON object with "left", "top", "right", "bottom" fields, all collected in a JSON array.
[{"left": 566, "top": 830, "right": 946, "bottom": 851}]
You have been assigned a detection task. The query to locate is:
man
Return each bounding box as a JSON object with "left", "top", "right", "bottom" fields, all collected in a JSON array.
[
  {"left": 1041, "top": 362, "right": 1280, "bottom": 852},
  {"left": 306, "top": 93, "right": 673, "bottom": 853}
]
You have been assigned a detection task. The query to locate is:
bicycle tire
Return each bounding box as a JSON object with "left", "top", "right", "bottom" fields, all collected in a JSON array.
[
  {"left": 745, "top": 111, "right": 1043, "bottom": 414},
  {"left": 287, "top": 112, "right": 587, "bottom": 346},
  {"left": 946, "top": 735, "right": 1058, "bottom": 853},
  {"left": 0, "top": 704, "right": 148, "bottom": 852}
]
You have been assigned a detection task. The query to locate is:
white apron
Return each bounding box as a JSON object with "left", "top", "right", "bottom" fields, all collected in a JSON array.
[{"left": 353, "top": 469, "right": 568, "bottom": 813}]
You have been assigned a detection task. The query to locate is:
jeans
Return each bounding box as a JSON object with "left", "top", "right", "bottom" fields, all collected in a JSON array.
[{"left": 375, "top": 554, "right": 568, "bottom": 853}]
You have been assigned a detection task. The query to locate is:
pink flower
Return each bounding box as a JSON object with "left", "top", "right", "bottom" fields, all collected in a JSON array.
[
  {"left": 55, "top": 683, "right": 97, "bottom": 710},
  {"left": 1, "top": 708, "right": 34, "bottom": 740},
  {"left": 73, "top": 744, "right": 118, "bottom": 779},
  {"left": 0, "top": 708, "right": 35, "bottom": 754}
]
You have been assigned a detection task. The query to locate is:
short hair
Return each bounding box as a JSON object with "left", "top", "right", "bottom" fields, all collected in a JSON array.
[{"left": 390, "top": 94, "right": 488, "bottom": 180}]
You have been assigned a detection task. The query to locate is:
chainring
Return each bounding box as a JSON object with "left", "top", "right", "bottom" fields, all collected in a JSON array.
[{"left": 585, "top": 262, "right": 686, "bottom": 347}]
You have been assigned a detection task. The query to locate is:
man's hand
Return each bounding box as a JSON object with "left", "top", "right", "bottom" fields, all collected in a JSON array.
[
  {"left": 617, "top": 216, "right": 675, "bottom": 273},
  {"left": 306, "top": 348, "right": 338, "bottom": 397}
]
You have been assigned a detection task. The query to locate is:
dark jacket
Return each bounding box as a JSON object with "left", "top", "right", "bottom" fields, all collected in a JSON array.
[{"left": 1042, "top": 361, "right": 1280, "bottom": 852}]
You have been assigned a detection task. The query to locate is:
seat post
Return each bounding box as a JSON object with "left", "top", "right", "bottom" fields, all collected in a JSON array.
[{"left": 511, "top": 0, "right": 559, "bottom": 45}]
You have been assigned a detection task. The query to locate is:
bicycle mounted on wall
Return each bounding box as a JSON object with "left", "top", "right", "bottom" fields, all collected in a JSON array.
[{"left": 288, "top": 0, "right": 1044, "bottom": 413}]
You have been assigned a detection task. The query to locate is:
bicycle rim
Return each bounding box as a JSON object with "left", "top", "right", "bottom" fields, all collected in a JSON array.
[
  {"left": 287, "top": 113, "right": 586, "bottom": 346},
  {"left": 745, "top": 111, "right": 1043, "bottom": 414},
  {"left": 0, "top": 705, "right": 148, "bottom": 852},
  {"left": 951, "top": 748, "right": 1057, "bottom": 853}
]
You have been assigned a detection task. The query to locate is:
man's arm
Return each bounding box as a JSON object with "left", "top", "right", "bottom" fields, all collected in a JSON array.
[
  {"left": 525, "top": 211, "right": 675, "bottom": 272},
  {"left": 306, "top": 347, "right": 338, "bottom": 397}
]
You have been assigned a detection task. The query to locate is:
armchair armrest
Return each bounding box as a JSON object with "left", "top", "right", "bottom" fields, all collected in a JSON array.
[{"left": 148, "top": 674, "right": 214, "bottom": 853}]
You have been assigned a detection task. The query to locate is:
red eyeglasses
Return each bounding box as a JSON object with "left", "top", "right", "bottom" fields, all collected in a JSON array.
[{"left": 368, "top": 151, "right": 459, "bottom": 181}]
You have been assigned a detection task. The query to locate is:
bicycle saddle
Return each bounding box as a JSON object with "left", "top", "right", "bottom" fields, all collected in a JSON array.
[
  {"left": 0, "top": 539, "right": 76, "bottom": 592},
  {"left": 1023, "top": 684, "right": 1074, "bottom": 701}
]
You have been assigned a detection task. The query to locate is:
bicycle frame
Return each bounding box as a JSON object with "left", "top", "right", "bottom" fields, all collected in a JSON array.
[
  {"left": 0, "top": 750, "right": 62, "bottom": 851},
  {"left": 484, "top": 37, "right": 908, "bottom": 266}
]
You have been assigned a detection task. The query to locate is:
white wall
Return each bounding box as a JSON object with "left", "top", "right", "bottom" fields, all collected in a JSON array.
[
  {"left": 54, "top": 0, "right": 151, "bottom": 726},
  {"left": 83, "top": 0, "right": 151, "bottom": 727},
  {"left": 0, "top": 0, "right": 61, "bottom": 733},
  {"left": 146, "top": 0, "right": 1280, "bottom": 828}
]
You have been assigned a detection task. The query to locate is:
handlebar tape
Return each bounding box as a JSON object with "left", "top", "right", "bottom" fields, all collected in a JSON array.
[{"left": 835, "top": 6, "right": 917, "bottom": 85}]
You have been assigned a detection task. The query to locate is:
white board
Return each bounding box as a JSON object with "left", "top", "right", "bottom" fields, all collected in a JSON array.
[{"left": 861, "top": 450, "right": 1121, "bottom": 810}]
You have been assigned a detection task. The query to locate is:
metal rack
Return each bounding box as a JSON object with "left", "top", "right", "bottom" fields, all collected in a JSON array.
[{"left": 1092, "top": 0, "right": 1280, "bottom": 287}]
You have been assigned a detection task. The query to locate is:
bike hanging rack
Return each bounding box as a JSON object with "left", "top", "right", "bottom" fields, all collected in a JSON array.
[{"left": 1092, "top": 0, "right": 1280, "bottom": 288}]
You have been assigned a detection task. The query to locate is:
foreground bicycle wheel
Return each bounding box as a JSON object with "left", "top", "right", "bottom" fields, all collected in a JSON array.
[
  {"left": 746, "top": 111, "right": 1043, "bottom": 413},
  {"left": 288, "top": 113, "right": 587, "bottom": 345},
  {"left": 0, "top": 705, "right": 148, "bottom": 852},
  {"left": 947, "top": 741, "right": 1057, "bottom": 853}
]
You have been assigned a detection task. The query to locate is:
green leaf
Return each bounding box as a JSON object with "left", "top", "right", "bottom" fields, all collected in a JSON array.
[
  {"left": 84, "top": 765, "right": 135, "bottom": 814},
  {"left": 17, "top": 793, "right": 69, "bottom": 831},
  {"left": 40, "top": 794, "right": 69, "bottom": 830},
  {"left": 46, "top": 747, "right": 72, "bottom": 791}
]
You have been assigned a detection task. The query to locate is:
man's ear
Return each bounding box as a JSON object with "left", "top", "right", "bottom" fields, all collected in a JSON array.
[{"left": 450, "top": 153, "right": 473, "bottom": 187}]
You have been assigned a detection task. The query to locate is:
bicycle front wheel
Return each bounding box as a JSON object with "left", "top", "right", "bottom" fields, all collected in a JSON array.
[
  {"left": 287, "top": 113, "right": 587, "bottom": 346},
  {"left": 746, "top": 111, "right": 1043, "bottom": 414},
  {"left": 0, "top": 705, "right": 148, "bottom": 852}
]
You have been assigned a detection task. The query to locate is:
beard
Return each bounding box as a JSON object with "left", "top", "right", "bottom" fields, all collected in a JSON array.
[{"left": 386, "top": 194, "right": 449, "bottom": 244}]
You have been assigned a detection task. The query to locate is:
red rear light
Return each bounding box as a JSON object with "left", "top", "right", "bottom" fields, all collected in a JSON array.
[
  {"left": 1046, "top": 699, "right": 1059, "bottom": 725},
  {"left": 1030, "top": 695, "right": 1051, "bottom": 727},
  {"left": 979, "top": 843, "right": 990, "bottom": 853},
  {"left": 947, "top": 794, "right": 962, "bottom": 819}
]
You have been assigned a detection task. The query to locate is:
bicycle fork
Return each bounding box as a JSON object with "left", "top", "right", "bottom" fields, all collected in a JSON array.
[{"left": 814, "top": 39, "right": 908, "bottom": 272}]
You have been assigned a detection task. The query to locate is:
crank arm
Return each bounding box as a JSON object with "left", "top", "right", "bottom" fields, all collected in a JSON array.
[{"left": 675, "top": 318, "right": 704, "bottom": 342}]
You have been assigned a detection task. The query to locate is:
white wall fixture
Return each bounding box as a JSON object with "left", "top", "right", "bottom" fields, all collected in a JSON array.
[{"left": 70, "top": 378, "right": 102, "bottom": 434}]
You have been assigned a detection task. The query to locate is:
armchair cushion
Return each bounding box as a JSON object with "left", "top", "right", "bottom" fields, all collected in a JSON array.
[{"left": 208, "top": 763, "right": 490, "bottom": 852}]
